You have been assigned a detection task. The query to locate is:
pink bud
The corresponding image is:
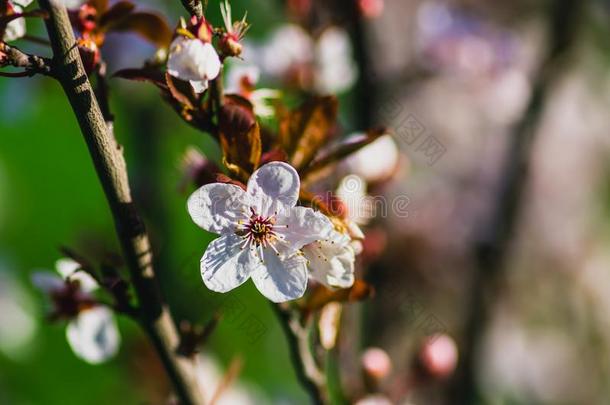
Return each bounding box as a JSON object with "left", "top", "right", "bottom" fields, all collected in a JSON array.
[
  {"left": 362, "top": 347, "right": 392, "bottom": 380},
  {"left": 419, "top": 334, "right": 458, "bottom": 379},
  {"left": 358, "top": 0, "right": 384, "bottom": 19}
]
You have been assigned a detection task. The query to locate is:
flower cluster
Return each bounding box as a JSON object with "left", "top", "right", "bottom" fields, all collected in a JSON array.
[{"left": 188, "top": 162, "right": 357, "bottom": 302}]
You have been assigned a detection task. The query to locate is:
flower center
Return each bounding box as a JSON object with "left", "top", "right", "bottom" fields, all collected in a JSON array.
[{"left": 239, "top": 208, "right": 277, "bottom": 247}]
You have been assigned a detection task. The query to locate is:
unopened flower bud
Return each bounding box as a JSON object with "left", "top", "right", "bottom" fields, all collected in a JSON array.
[
  {"left": 75, "top": 3, "right": 97, "bottom": 33},
  {"left": 77, "top": 37, "right": 100, "bottom": 74},
  {"left": 418, "top": 334, "right": 458, "bottom": 379},
  {"left": 219, "top": 33, "right": 243, "bottom": 58},
  {"left": 358, "top": 0, "right": 384, "bottom": 19},
  {"left": 362, "top": 347, "right": 392, "bottom": 380}
]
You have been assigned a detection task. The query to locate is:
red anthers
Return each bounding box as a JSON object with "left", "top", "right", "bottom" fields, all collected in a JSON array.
[
  {"left": 241, "top": 207, "right": 278, "bottom": 247},
  {"left": 219, "top": 0, "right": 249, "bottom": 58}
]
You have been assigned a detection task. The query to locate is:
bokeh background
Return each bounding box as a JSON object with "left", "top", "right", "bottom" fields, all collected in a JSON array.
[{"left": 2, "top": 0, "right": 610, "bottom": 404}]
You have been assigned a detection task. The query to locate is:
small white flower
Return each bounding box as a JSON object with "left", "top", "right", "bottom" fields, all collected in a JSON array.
[
  {"left": 167, "top": 36, "right": 221, "bottom": 93},
  {"left": 341, "top": 134, "right": 400, "bottom": 183},
  {"left": 249, "top": 88, "right": 281, "bottom": 118},
  {"left": 31, "top": 258, "right": 120, "bottom": 364},
  {"left": 66, "top": 306, "right": 119, "bottom": 365},
  {"left": 0, "top": 269, "right": 38, "bottom": 360},
  {"left": 262, "top": 24, "right": 313, "bottom": 77},
  {"left": 314, "top": 27, "right": 358, "bottom": 94},
  {"left": 2, "top": 0, "right": 33, "bottom": 42},
  {"left": 225, "top": 63, "right": 260, "bottom": 94},
  {"left": 187, "top": 162, "right": 333, "bottom": 302},
  {"left": 225, "top": 63, "right": 280, "bottom": 118},
  {"left": 303, "top": 228, "right": 355, "bottom": 289}
]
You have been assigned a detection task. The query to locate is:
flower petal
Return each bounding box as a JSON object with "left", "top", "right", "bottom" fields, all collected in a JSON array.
[
  {"left": 167, "top": 37, "right": 221, "bottom": 83},
  {"left": 31, "top": 271, "right": 64, "bottom": 293},
  {"left": 247, "top": 162, "right": 300, "bottom": 216},
  {"left": 190, "top": 79, "right": 209, "bottom": 94},
  {"left": 66, "top": 306, "right": 120, "bottom": 364},
  {"left": 251, "top": 250, "right": 308, "bottom": 302},
  {"left": 201, "top": 234, "right": 259, "bottom": 293},
  {"left": 187, "top": 183, "right": 250, "bottom": 235},
  {"left": 275, "top": 206, "right": 333, "bottom": 253},
  {"left": 304, "top": 240, "right": 355, "bottom": 289},
  {"left": 3, "top": 7, "right": 25, "bottom": 43},
  {"left": 55, "top": 258, "right": 98, "bottom": 293}
]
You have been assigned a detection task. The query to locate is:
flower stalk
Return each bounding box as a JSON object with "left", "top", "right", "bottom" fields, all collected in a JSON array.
[
  {"left": 271, "top": 303, "right": 327, "bottom": 405},
  {"left": 37, "top": 0, "right": 203, "bottom": 403}
]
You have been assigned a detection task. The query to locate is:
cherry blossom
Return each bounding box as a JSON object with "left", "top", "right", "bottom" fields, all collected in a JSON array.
[
  {"left": 303, "top": 228, "right": 355, "bottom": 289},
  {"left": 31, "top": 258, "right": 120, "bottom": 364},
  {"left": 167, "top": 35, "right": 221, "bottom": 93},
  {"left": 187, "top": 162, "right": 333, "bottom": 302}
]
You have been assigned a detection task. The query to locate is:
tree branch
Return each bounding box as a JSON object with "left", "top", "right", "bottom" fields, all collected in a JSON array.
[
  {"left": 37, "top": 0, "right": 203, "bottom": 403},
  {"left": 180, "top": 0, "right": 203, "bottom": 18},
  {"left": 271, "top": 303, "right": 327, "bottom": 405},
  {"left": 0, "top": 42, "right": 53, "bottom": 77}
]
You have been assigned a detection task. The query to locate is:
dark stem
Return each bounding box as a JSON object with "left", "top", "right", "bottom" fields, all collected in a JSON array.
[
  {"left": 0, "top": 42, "right": 54, "bottom": 76},
  {"left": 271, "top": 303, "right": 327, "bottom": 405},
  {"left": 38, "top": 0, "right": 204, "bottom": 403},
  {"left": 180, "top": 0, "right": 203, "bottom": 18},
  {"left": 450, "top": 0, "right": 583, "bottom": 402}
]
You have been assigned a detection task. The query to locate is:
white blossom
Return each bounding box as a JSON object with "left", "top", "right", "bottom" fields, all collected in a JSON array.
[
  {"left": 167, "top": 36, "right": 221, "bottom": 93},
  {"left": 0, "top": 269, "right": 38, "bottom": 360},
  {"left": 31, "top": 258, "right": 120, "bottom": 364},
  {"left": 187, "top": 162, "right": 333, "bottom": 302},
  {"left": 261, "top": 24, "right": 313, "bottom": 77},
  {"left": 303, "top": 228, "right": 355, "bottom": 289},
  {"left": 2, "top": 0, "right": 32, "bottom": 42},
  {"left": 314, "top": 27, "right": 358, "bottom": 94},
  {"left": 225, "top": 63, "right": 280, "bottom": 118},
  {"left": 65, "top": 306, "right": 119, "bottom": 364},
  {"left": 341, "top": 134, "right": 400, "bottom": 183}
]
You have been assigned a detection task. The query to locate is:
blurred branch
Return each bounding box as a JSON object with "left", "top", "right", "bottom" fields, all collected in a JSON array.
[
  {"left": 38, "top": 0, "right": 204, "bottom": 403},
  {"left": 451, "top": 0, "right": 584, "bottom": 402},
  {"left": 272, "top": 303, "right": 327, "bottom": 405},
  {"left": 180, "top": 0, "right": 203, "bottom": 18},
  {"left": 0, "top": 42, "right": 53, "bottom": 77}
]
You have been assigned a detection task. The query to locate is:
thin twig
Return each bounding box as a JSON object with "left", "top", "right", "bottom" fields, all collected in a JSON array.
[
  {"left": 180, "top": 0, "right": 203, "bottom": 18},
  {"left": 271, "top": 303, "right": 327, "bottom": 405},
  {"left": 37, "top": 0, "right": 204, "bottom": 403},
  {"left": 0, "top": 42, "right": 53, "bottom": 76}
]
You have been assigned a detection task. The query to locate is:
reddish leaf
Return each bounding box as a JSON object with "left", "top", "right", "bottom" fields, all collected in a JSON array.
[
  {"left": 165, "top": 73, "right": 197, "bottom": 110},
  {"left": 301, "top": 127, "right": 387, "bottom": 183},
  {"left": 113, "top": 67, "right": 167, "bottom": 88},
  {"left": 278, "top": 96, "right": 338, "bottom": 170},
  {"left": 260, "top": 148, "right": 288, "bottom": 165},
  {"left": 90, "top": 0, "right": 109, "bottom": 14},
  {"left": 219, "top": 95, "right": 262, "bottom": 181},
  {"left": 99, "top": 1, "right": 134, "bottom": 28},
  {"left": 301, "top": 280, "right": 374, "bottom": 313},
  {"left": 215, "top": 174, "right": 247, "bottom": 191},
  {"left": 106, "top": 11, "right": 172, "bottom": 48}
]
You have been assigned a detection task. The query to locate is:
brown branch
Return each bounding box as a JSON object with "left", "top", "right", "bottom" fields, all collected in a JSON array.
[
  {"left": 180, "top": 0, "right": 203, "bottom": 18},
  {"left": 0, "top": 42, "right": 53, "bottom": 76},
  {"left": 271, "top": 303, "right": 327, "bottom": 405},
  {"left": 37, "top": 0, "right": 203, "bottom": 403}
]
